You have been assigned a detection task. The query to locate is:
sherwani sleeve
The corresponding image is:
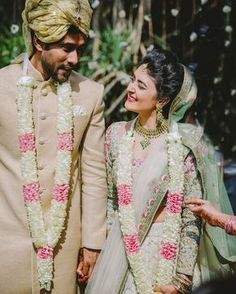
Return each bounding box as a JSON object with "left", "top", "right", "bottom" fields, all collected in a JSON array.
[
  {"left": 176, "top": 152, "right": 203, "bottom": 276},
  {"left": 80, "top": 84, "right": 107, "bottom": 249}
]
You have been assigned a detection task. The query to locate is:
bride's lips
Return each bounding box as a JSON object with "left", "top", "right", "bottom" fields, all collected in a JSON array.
[{"left": 127, "top": 95, "right": 136, "bottom": 102}]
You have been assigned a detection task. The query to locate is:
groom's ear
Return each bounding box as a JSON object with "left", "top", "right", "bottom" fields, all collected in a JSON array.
[{"left": 32, "top": 35, "right": 45, "bottom": 52}]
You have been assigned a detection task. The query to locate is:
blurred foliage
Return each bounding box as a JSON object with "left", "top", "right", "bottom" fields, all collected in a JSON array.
[
  {"left": 80, "top": 26, "right": 139, "bottom": 124},
  {"left": 0, "top": 26, "right": 25, "bottom": 68}
]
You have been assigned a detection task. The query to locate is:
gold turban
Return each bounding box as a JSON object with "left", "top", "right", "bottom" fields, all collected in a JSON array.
[{"left": 22, "top": 0, "right": 92, "bottom": 56}]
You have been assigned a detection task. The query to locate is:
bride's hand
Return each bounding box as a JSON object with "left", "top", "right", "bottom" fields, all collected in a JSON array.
[{"left": 153, "top": 284, "right": 178, "bottom": 294}]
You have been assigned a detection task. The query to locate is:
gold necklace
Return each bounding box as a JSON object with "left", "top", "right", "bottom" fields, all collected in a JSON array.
[{"left": 135, "top": 118, "right": 168, "bottom": 149}]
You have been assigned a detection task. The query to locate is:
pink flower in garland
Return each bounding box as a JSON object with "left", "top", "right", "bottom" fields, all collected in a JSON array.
[
  {"left": 19, "top": 133, "right": 35, "bottom": 152},
  {"left": 123, "top": 234, "right": 141, "bottom": 254},
  {"left": 23, "top": 182, "right": 40, "bottom": 202},
  {"left": 166, "top": 192, "right": 184, "bottom": 213},
  {"left": 53, "top": 184, "right": 70, "bottom": 202},
  {"left": 38, "top": 246, "right": 53, "bottom": 259},
  {"left": 118, "top": 184, "right": 132, "bottom": 206},
  {"left": 160, "top": 242, "right": 177, "bottom": 260},
  {"left": 57, "top": 132, "right": 73, "bottom": 151}
]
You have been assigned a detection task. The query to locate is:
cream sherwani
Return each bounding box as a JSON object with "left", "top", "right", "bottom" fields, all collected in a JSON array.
[{"left": 0, "top": 60, "right": 107, "bottom": 293}]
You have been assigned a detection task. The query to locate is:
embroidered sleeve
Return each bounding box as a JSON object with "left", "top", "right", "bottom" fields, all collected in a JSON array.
[
  {"left": 105, "top": 124, "right": 118, "bottom": 232},
  {"left": 176, "top": 152, "right": 202, "bottom": 276}
]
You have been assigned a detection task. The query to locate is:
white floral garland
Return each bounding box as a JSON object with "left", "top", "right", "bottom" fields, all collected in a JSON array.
[
  {"left": 155, "top": 131, "right": 184, "bottom": 286},
  {"left": 117, "top": 130, "right": 153, "bottom": 294},
  {"left": 116, "top": 125, "right": 184, "bottom": 293},
  {"left": 16, "top": 76, "right": 73, "bottom": 290}
]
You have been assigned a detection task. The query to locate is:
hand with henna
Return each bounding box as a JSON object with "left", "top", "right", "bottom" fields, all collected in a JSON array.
[
  {"left": 185, "top": 198, "right": 236, "bottom": 235},
  {"left": 77, "top": 247, "right": 100, "bottom": 283}
]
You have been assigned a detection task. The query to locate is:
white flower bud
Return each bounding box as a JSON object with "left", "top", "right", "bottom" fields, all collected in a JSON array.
[
  {"left": 89, "top": 30, "right": 96, "bottom": 39},
  {"left": 91, "top": 0, "right": 100, "bottom": 9},
  {"left": 171, "top": 9, "right": 179, "bottom": 17},
  {"left": 10, "top": 24, "right": 19, "bottom": 34},
  {"left": 222, "top": 5, "right": 231, "bottom": 13},
  {"left": 225, "top": 26, "right": 233, "bottom": 33},
  {"left": 190, "top": 32, "right": 198, "bottom": 42},
  {"left": 119, "top": 10, "right": 126, "bottom": 18}
]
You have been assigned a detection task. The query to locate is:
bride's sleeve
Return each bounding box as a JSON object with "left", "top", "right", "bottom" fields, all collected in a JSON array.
[{"left": 175, "top": 152, "right": 202, "bottom": 278}]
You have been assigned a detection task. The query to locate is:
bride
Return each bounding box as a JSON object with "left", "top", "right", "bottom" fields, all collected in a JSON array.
[{"left": 85, "top": 49, "right": 236, "bottom": 294}]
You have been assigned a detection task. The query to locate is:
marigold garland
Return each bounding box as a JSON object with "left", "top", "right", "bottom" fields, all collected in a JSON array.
[{"left": 16, "top": 76, "right": 73, "bottom": 290}]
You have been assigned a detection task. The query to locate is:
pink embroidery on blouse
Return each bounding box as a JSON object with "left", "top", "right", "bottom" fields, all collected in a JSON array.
[
  {"left": 148, "top": 198, "right": 155, "bottom": 206},
  {"left": 161, "top": 175, "right": 168, "bottom": 182},
  {"left": 184, "top": 156, "right": 196, "bottom": 173},
  {"left": 142, "top": 210, "right": 148, "bottom": 218},
  {"left": 153, "top": 185, "right": 160, "bottom": 194}
]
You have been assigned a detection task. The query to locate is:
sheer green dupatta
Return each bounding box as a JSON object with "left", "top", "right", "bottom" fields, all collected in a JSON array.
[
  {"left": 174, "top": 67, "right": 236, "bottom": 281},
  {"left": 190, "top": 135, "right": 236, "bottom": 281}
]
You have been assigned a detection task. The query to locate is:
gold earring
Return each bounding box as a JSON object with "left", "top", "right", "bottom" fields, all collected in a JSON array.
[{"left": 156, "top": 106, "right": 165, "bottom": 126}]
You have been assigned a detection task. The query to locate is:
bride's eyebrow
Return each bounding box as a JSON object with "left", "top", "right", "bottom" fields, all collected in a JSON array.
[{"left": 137, "top": 79, "right": 148, "bottom": 88}]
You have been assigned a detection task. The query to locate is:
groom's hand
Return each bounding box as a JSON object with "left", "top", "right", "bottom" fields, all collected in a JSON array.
[{"left": 77, "top": 247, "right": 100, "bottom": 282}]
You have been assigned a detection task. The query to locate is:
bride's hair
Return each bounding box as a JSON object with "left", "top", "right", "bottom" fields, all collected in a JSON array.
[{"left": 139, "top": 49, "right": 184, "bottom": 118}]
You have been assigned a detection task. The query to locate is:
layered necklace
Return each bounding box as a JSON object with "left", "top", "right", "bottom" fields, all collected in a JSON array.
[
  {"left": 135, "top": 118, "right": 168, "bottom": 149},
  {"left": 16, "top": 74, "right": 73, "bottom": 291},
  {"left": 117, "top": 120, "right": 184, "bottom": 293}
]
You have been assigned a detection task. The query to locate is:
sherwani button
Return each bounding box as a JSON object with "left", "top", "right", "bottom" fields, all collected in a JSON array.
[
  {"left": 38, "top": 164, "right": 44, "bottom": 170},
  {"left": 40, "top": 113, "right": 47, "bottom": 120},
  {"left": 39, "top": 138, "right": 45, "bottom": 145},
  {"left": 41, "top": 89, "right": 48, "bottom": 96}
]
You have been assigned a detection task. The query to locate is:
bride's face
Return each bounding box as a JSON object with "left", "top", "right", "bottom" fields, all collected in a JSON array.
[{"left": 125, "top": 65, "right": 158, "bottom": 115}]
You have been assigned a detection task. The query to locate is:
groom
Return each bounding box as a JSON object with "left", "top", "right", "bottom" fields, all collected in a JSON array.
[{"left": 0, "top": 0, "right": 107, "bottom": 293}]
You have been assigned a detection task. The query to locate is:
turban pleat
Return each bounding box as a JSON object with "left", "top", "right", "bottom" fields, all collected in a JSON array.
[{"left": 22, "top": 0, "right": 92, "bottom": 56}]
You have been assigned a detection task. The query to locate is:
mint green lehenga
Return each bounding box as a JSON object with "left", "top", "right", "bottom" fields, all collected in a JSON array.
[{"left": 85, "top": 67, "right": 236, "bottom": 294}]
